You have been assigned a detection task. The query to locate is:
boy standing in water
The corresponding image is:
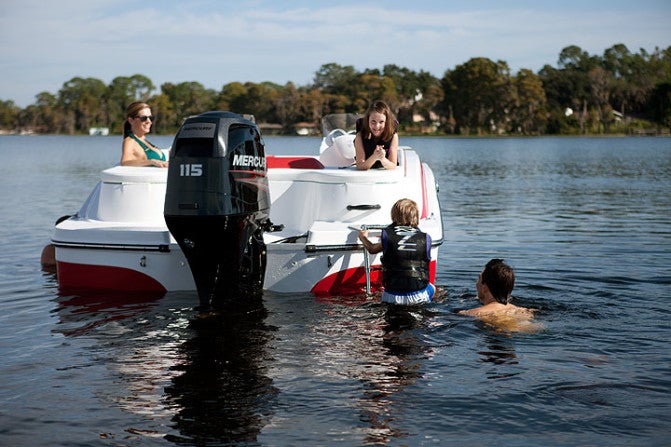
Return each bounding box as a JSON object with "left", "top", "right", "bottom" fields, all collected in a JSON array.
[{"left": 358, "top": 198, "right": 435, "bottom": 304}]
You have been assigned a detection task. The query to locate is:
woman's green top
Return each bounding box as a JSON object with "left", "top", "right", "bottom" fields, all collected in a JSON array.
[{"left": 129, "top": 133, "right": 166, "bottom": 162}]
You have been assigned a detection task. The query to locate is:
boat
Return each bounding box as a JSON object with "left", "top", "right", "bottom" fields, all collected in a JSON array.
[
  {"left": 88, "top": 127, "right": 110, "bottom": 136},
  {"left": 51, "top": 111, "right": 443, "bottom": 305}
]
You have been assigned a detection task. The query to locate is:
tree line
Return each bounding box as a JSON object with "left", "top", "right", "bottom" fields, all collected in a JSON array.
[{"left": 1, "top": 44, "right": 670, "bottom": 136}]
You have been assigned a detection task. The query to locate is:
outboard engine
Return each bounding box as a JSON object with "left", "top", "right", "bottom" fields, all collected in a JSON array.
[{"left": 164, "top": 111, "right": 273, "bottom": 307}]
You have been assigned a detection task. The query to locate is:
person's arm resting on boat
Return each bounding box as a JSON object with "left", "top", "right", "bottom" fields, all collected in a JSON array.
[{"left": 354, "top": 133, "right": 398, "bottom": 170}]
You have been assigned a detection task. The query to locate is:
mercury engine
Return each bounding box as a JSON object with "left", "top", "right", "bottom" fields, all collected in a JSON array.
[{"left": 164, "top": 111, "right": 277, "bottom": 307}]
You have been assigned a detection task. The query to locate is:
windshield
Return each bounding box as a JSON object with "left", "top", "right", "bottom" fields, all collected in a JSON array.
[{"left": 321, "top": 114, "right": 359, "bottom": 137}]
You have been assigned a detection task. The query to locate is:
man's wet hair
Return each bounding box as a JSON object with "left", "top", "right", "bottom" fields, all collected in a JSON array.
[{"left": 481, "top": 258, "right": 515, "bottom": 304}]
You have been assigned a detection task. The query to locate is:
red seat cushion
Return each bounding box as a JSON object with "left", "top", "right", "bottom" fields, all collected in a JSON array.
[{"left": 266, "top": 156, "right": 324, "bottom": 169}]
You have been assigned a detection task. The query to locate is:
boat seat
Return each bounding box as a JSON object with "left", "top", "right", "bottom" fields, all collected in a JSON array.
[{"left": 266, "top": 156, "right": 324, "bottom": 169}]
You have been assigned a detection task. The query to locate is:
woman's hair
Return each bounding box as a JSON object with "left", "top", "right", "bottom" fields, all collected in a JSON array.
[
  {"left": 361, "top": 100, "right": 397, "bottom": 142},
  {"left": 391, "top": 198, "right": 419, "bottom": 227},
  {"left": 481, "top": 259, "right": 515, "bottom": 304},
  {"left": 123, "top": 101, "right": 150, "bottom": 137}
]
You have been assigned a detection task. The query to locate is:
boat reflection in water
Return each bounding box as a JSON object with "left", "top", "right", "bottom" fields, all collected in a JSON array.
[
  {"left": 52, "top": 289, "right": 277, "bottom": 444},
  {"left": 51, "top": 283, "right": 441, "bottom": 444},
  {"left": 359, "top": 306, "right": 437, "bottom": 445},
  {"left": 270, "top": 295, "right": 438, "bottom": 445},
  {"left": 163, "top": 297, "right": 278, "bottom": 444}
]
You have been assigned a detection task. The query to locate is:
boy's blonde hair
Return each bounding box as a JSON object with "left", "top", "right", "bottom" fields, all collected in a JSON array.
[{"left": 391, "top": 198, "right": 419, "bottom": 227}]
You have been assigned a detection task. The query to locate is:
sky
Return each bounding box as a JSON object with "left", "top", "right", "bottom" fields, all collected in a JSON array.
[{"left": 1, "top": 0, "right": 670, "bottom": 108}]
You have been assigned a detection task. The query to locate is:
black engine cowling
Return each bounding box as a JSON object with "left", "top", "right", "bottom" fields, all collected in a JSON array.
[{"left": 164, "top": 111, "right": 271, "bottom": 306}]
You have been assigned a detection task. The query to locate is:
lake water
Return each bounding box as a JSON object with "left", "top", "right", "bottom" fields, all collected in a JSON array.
[{"left": 0, "top": 134, "right": 670, "bottom": 446}]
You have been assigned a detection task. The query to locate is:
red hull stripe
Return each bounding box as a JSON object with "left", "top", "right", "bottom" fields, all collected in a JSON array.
[
  {"left": 57, "top": 262, "right": 167, "bottom": 292},
  {"left": 57, "top": 260, "right": 436, "bottom": 296},
  {"left": 420, "top": 163, "right": 429, "bottom": 219},
  {"left": 311, "top": 266, "right": 383, "bottom": 296},
  {"left": 311, "top": 260, "right": 437, "bottom": 296}
]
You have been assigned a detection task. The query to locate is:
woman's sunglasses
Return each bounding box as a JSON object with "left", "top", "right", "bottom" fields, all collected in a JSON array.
[{"left": 135, "top": 115, "right": 155, "bottom": 122}]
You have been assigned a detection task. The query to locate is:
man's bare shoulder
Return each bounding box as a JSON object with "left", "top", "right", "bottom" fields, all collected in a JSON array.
[
  {"left": 459, "top": 302, "right": 533, "bottom": 317},
  {"left": 460, "top": 304, "right": 541, "bottom": 333}
]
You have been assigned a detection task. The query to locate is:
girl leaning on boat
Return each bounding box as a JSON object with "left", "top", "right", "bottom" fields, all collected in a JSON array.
[
  {"left": 120, "top": 101, "right": 168, "bottom": 167},
  {"left": 354, "top": 100, "right": 399, "bottom": 170}
]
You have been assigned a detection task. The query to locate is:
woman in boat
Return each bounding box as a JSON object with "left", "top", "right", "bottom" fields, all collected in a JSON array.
[
  {"left": 354, "top": 100, "right": 398, "bottom": 170},
  {"left": 120, "top": 101, "right": 168, "bottom": 167},
  {"left": 358, "top": 198, "right": 435, "bottom": 304}
]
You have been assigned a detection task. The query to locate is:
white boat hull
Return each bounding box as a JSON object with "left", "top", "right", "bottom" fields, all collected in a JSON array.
[{"left": 53, "top": 123, "right": 443, "bottom": 297}]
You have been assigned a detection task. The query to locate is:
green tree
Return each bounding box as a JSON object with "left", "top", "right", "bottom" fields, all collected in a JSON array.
[
  {"left": 414, "top": 71, "right": 442, "bottom": 123},
  {"left": 33, "top": 92, "right": 60, "bottom": 133},
  {"left": 5, "top": 44, "right": 669, "bottom": 135},
  {"left": 353, "top": 73, "right": 398, "bottom": 113},
  {"left": 298, "top": 86, "right": 327, "bottom": 126},
  {"left": 0, "top": 100, "right": 20, "bottom": 131},
  {"left": 216, "top": 81, "right": 281, "bottom": 122},
  {"left": 648, "top": 82, "right": 671, "bottom": 127},
  {"left": 149, "top": 92, "right": 176, "bottom": 134},
  {"left": 588, "top": 66, "right": 614, "bottom": 132},
  {"left": 107, "top": 74, "right": 155, "bottom": 132},
  {"left": 539, "top": 46, "right": 597, "bottom": 134},
  {"left": 511, "top": 69, "right": 547, "bottom": 134},
  {"left": 58, "top": 77, "right": 108, "bottom": 133},
  {"left": 603, "top": 44, "right": 635, "bottom": 116},
  {"left": 239, "top": 82, "right": 281, "bottom": 123},
  {"left": 313, "top": 63, "right": 359, "bottom": 99},
  {"left": 216, "top": 82, "right": 247, "bottom": 112},
  {"left": 382, "top": 65, "right": 439, "bottom": 124},
  {"left": 272, "top": 82, "right": 302, "bottom": 132},
  {"left": 625, "top": 46, "right": 671, "bottom": 116},
  {"left": 159, "top": 81, "right": 216, "bottom": 129},
  {"left": 414, "top": 82, "right": 443, "bottom": 129},
  {"left": 557, "top": 45, "right": 600, "bottom": 71},
  {"left": 441, "top": 57, "right": 513, "bottom": 134}
]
